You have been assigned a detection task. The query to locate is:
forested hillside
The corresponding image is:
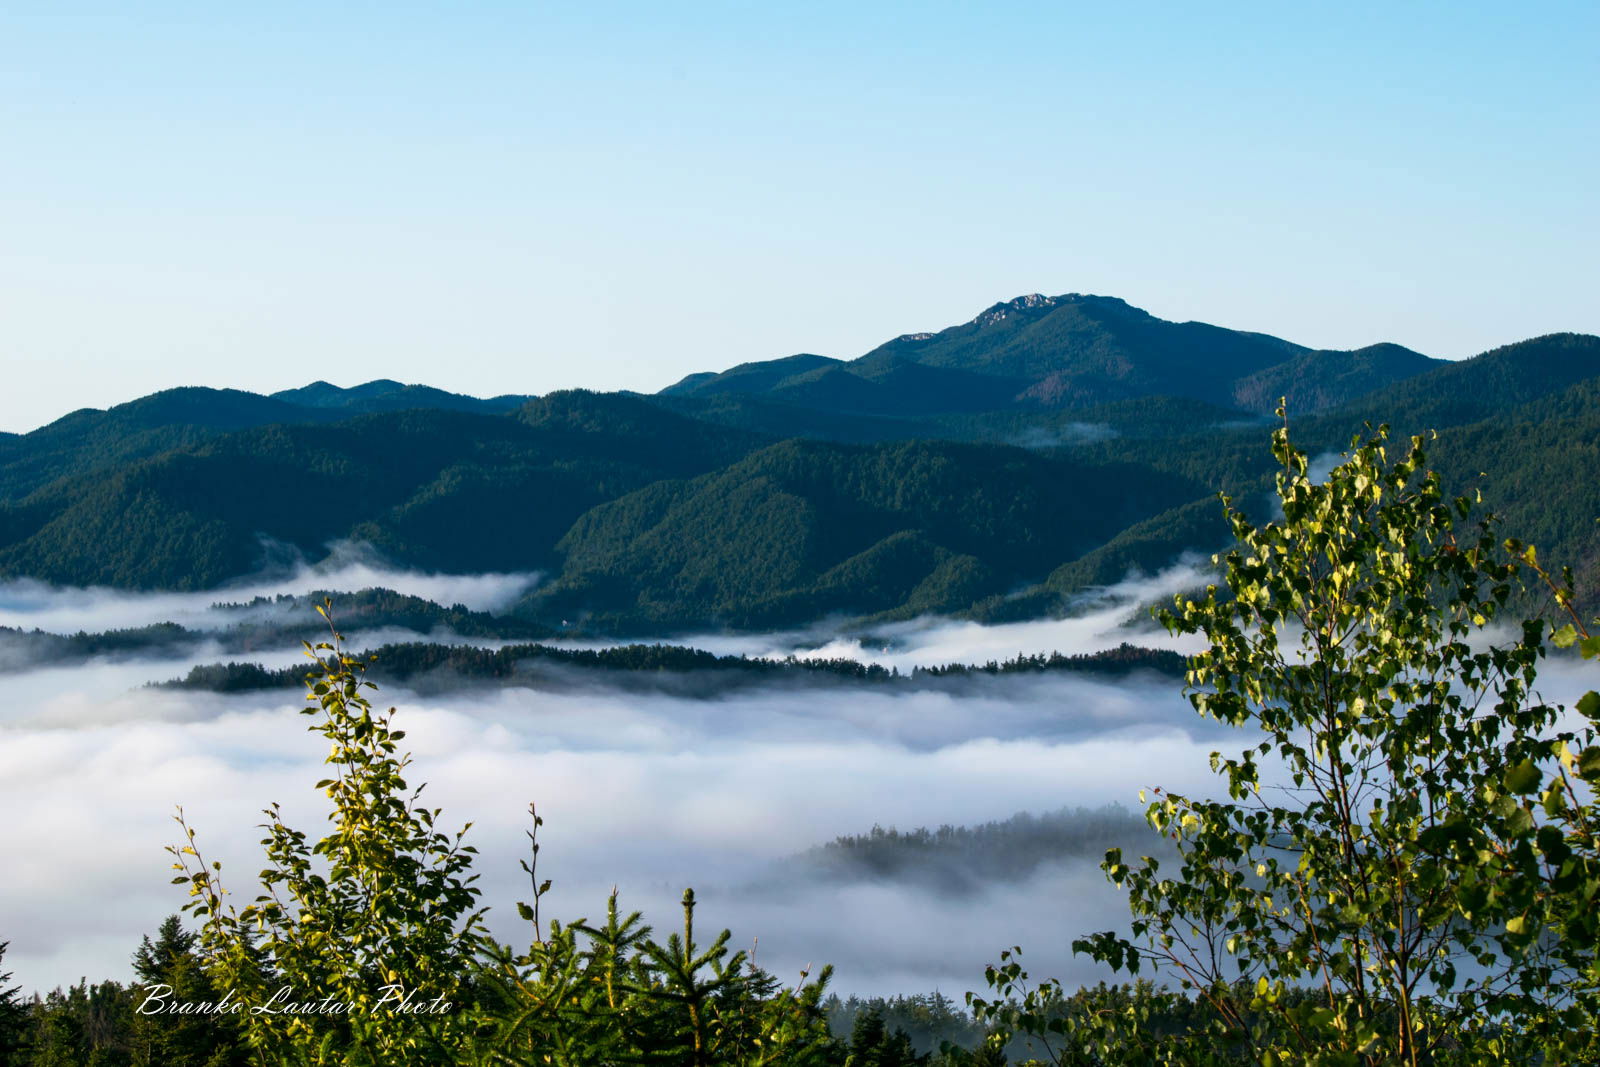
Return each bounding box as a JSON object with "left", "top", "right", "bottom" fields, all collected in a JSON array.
[
  {"left": 1017, "top": 332, "right": 1600, "bottom": 607},
  {"left": 526, "top": 438, "right": 1198, "bottom": 630},
  {"left": 1, "top": 300, "right": 1596, "bottom": 631},
  {"left": 0, "top": 392, "right": 761, "bottom": 589},
  {"left": 156, "top": 641, "right": 1184, "bottom": 695},
  {"left": 664, "top": 293, "right": 1443, "bottom": 416}
]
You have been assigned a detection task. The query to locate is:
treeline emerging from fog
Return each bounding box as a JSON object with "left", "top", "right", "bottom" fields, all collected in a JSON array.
[
  {"left": 0, "top": 588, "right": 553, "bottom": 672},
  {"left": 779, "top": 806, "right": 1157, "bottom": 895},
  {"left": 159, "top": 641, "right": 1186, "bottom": 695}
]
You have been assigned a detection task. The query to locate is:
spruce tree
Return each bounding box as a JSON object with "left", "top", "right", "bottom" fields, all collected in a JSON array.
[
  {"left": 0, "top": 940, "right": 29, "bottom": 1064},
  {"left": 129, "top": 916, "right": 248, "bottom": 1067}
]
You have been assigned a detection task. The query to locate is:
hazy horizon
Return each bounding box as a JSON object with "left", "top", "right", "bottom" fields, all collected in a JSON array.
[{"left": 0, "top": 287, "right": 1544, "bottom": 435}]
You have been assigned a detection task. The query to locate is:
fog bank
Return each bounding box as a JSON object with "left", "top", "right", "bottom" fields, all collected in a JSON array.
[{"left": 1, "top": 648, "right": 1220, "bottom": 996}]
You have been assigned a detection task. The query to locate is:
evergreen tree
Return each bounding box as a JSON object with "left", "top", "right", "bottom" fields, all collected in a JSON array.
[
  {"left": 845, "top": 1007, "right": 929, "bottom": 1067},
  {"left": 0, "top": 941, "right": 29, "bottom": 1065},
  {"left": 171, "top": 603, "right": 840, "bottom": 1064},
  {"left": 25, "top": 979, "right": 134, "bottom": 1067},
  {"left": 127, "top": 916, "right": 248, "bottom": 1067}
]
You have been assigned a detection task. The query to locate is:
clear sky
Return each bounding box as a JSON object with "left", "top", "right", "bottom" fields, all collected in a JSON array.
[{"left": 1, "top": 2, "right": 1595, "bottom": 433}]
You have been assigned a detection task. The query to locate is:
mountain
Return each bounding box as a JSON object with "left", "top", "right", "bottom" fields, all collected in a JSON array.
[
  {"left": 854, "top": 294, "right": 1302, "bottom": 406},
  {"left": 649, "top": 391, "right": 953, "bottom": 445},
  {"left": 0, "top": 392, "right": 763, "bottom": 589},
  {"left": 1, "top": 381, "right": 540, "bottom": 502},
  {"left": 1, "top": 295, "right": 1596, "bottom": 631},
  {"left": 1416, "top": 373, "right": 1600, "bottom": 598},
  {"left": 650, "top": 392, "right": 1265, "bottom": 449},
  {"left": 0, "top": 387, "right": 339, "bottom": 500},
  {"left": 1230, "top": 343, "right": 1437, "bottom": 415},
  {"left": 1010, "top": 332, "right": 1600, "bottom": 608},
  {"left": 271, "top": 379, "right": 532, "bottom": 415},
  {"left": 525, "top": 437, "right": 1201, "bottom": 631},
  {"left": 1318, "top": 333, "right": 1600, "bottom": 433},
  {"left": 660, "top": 353, "right": 844, "bottom": 398},
  {"left": 662, "top": 294, "right": 1447, "bottom": 418}
]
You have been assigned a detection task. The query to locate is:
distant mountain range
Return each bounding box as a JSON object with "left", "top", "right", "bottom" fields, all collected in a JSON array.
[
  {"left": 661, "top": 293, "right": 1442, "bottom": 417},
  {"left": 2, "top": 295, "right": 1596, "bottom": 632}
]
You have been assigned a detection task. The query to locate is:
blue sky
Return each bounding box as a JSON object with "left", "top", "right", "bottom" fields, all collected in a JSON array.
[{"left": 1, "top": 2, "right": 1595, "bottom": 432}]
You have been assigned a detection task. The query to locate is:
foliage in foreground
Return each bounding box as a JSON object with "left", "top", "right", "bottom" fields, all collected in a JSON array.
[
  {"left": 973, "top": 412, "right": 1600, "bottom": 1064},
  {"left": 10, "top": 953, "right": 1036, "bottom": 1067},
  {"left": 164, "top": 604, "right": 843, "bottom": 1065}
]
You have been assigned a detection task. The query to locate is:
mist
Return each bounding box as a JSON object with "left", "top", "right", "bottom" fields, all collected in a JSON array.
[
  {"left": 1006, "top": 423, "right": 1119, "bottom": 450},
  {"left": 7, "top": 560, "right": 1587, "bottom": 1001},
  {"left": 0, "top": 546, "right": 540, "bottom": 635},
  {"left": 0, "top": 559, "right": 1244, "bottom": 1000},
  {"left": 548, "top": 560, "right": 1211, "bottom": 672},
  {"left": 1, "top": 662, "right": 1224, "bottom": 998}
]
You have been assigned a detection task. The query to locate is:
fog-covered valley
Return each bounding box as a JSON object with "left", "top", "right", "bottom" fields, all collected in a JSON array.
[
  {"left": 9, "top": 550, "right": 1597, "bottom": 1010},
  {"left": 0, "top": 560, "right": 1236, "bottom": 999}
]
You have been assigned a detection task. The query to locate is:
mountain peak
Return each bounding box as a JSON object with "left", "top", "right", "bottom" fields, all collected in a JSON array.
[
  {"left": 268, "top": 379, "right": 532, "bottom": 416},
  {"left": 971, "top": 293, "right": 1058, "bottom": 327},
  {"left": 968, "top": 292, "right": 1143, "bottom": 329}
]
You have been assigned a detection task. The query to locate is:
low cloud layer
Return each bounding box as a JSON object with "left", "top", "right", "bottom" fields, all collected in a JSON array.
[
  {"left": 8, "top": 562, "right": 1589, "bottom": 1000},
  {"left": 1006, "top": 423, "right": 1119, "bottom": 450},
  {"left": 0, "top": 547, "right": 540, "bottom": 635},
  {"left": 2, "top": 668, "right": 1221, "bottom": 997},
  {"left": 551, "top": 561, "right": 1211, "bottom": 672},
  {"left": 0, "top": 564, "right": 1230, "bottom": 998}
]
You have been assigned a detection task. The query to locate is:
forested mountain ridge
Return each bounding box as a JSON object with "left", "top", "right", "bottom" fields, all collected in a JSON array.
[
  {"left": 1313, "top": 331, "right": 1600, "bottom": 432},
  {"left": 270, "top": 378, "right": 532, "bottom": 414},
  {"left": 1230, "top": 342, "right": 1439, "bottom": 415},
  {"left": 0, "top": 392, "right": 766, "bottom": 589},
  {"left": 525, "top": 437, "right": 1201, "bottom": 630},
  {"left": 664, "top": 293, "right": 1445, "bottom": 417},
  {"left": 1, "top": 303, "right": 1597, "bottom": 631},
  {"left": 993, "top": 332, "right": 1600, "bottom": 612},
  {"left": 0, "top": 380, "right": 536, "bottom": 501},
  {"left": 0, "top": 387, "right": 341, "bottom": 500}
]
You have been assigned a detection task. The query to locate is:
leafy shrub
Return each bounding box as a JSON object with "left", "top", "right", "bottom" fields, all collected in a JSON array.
[{"left": 169, "top": 602, "right": 839, "bottom": 1065}]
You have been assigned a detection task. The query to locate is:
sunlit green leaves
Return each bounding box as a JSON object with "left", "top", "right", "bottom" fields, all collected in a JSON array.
[
  {"left": 1053, "top": 413, "right": 1568, "bottom": 1065},
  {"left": 1506, "top": 760, "right": 1543, "bottom": 794},
  {"left": 166, "top": 602, "right": 842, "bottom": 1066}
]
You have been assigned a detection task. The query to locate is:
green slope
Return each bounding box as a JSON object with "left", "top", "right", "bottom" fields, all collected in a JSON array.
[
  {"left": 1230, "top": 343, "right": 1439, "bottom": 415},
  {"left": 661, "top": 292, "right": 1442, "bottom": 419},
  {"left": 0, "top": 392, "right": 764, "bottom": 589},
  {"left": 0, "top": 387, "right": 341, "bottom": 500},
  {"left": 1037, "top": 333, "right": 1600, "bottom": 609},
  {"left": 526, "top": 437, "right": 1201, "bottom": 630},
  {"left": 1424, "top": 376, "right": 1600, "bottom": 599},
  {"left": 1, "top": 380, "right": 542, "bottom": 501},
  {"left": 270, "top": 379, "right": 532, "bottom": 414},
  {"left": 1324, "top": 333, "right": 1600, "bottom": 432},
  {"left": 3, "top": 319, "right": 1598, "bottom": 634},
  {"left": 855, "top": 293, "right": 1304, "bottom": 403},
  {"left": 659, "top": 353, "right": 843, "bottom": 397}
]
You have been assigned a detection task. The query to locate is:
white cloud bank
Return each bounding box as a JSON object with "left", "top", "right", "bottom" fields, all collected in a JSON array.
[
  {"left": 0, "top": 547, "right": 540, "bottom": 635},
  {"left": 6, "top": 561, "right": 1594, "bottom": 998},
  {"left": 1, "top": 669, "right": 1221, "bottom": 997},
  {"left": 551, "top": 560, "right": 1213, "bottom": 671},
  {"left": 0, "top": 564, "right": 1231, "bottom": 997}
]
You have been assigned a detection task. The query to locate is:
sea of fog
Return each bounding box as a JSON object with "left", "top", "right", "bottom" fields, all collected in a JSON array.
[{"left": 5, "top": 559, "right": 1589, "bottom": 1000}]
